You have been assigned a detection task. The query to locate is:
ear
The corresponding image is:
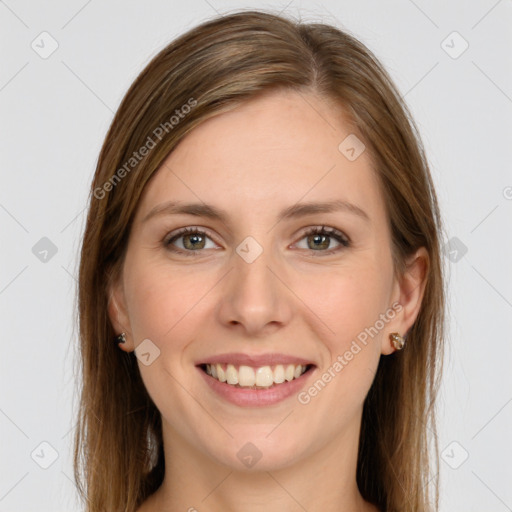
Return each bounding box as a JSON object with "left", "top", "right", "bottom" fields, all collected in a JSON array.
[
  {"left": 107, "top": 270, "right": 135, "bottom": 352},
  {"left": 381, "top": 247, "right": 429, "bottom": 355}
]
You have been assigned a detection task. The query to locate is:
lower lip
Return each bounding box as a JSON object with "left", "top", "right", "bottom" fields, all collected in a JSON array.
[{"left": 197, "top": 366, "right": 316, "bottom": 407}]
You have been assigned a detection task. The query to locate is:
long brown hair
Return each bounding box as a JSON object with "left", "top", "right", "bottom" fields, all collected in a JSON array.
[{"left": 74, "top": 9, "right": 446, "bottom": 512}]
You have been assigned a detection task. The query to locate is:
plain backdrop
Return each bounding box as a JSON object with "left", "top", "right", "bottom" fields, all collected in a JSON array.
[{"left": 1, "top": 1, "right": 511, "bottom": 511}]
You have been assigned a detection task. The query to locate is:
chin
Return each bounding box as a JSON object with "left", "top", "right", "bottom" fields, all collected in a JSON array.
[{"left": 201, "top": 430, "right": 308, "bottom": 472}]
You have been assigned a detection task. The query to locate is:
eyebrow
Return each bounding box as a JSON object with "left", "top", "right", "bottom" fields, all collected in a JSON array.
[{"left": 142, "top": 199, "right": 370, "bottom": 225}]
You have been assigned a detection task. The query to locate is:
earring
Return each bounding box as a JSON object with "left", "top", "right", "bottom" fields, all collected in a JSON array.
[
  {"left": 115, "top": 332, "right": 126, "bottom": 345},
  {"left": 389, "top": 332, "right": 405, "bottom": 351}
]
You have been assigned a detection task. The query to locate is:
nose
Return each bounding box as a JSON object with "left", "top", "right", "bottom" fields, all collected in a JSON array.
[{"left": 216, "top": 239, "right": 293, "bottom": 337}]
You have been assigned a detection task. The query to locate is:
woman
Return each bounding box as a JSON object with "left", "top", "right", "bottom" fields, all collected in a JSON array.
[{"left": 74, "top": 9, "right": 446, "bottom": 512}]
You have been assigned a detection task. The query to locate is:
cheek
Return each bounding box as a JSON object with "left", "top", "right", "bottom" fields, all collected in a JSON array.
[
  {"left": 123, "top": 258, "right": 227, "bottom": 368},
  {"left": 293, "top": 265, "right": 389, "bottom": 429},
  {"left": 123, "top": 260, "right": 199, "bottom": 343},
  {"left": 298, "top": 260, "right": 390, "bottom": 347}
]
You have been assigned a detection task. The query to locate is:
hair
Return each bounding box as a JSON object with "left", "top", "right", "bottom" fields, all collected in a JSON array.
[{"left": 73, "top": 8, "right": 446, "bottom": 512}]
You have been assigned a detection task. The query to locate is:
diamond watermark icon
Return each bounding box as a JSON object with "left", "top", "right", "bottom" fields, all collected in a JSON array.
[
  {"left": 443, "top": 236, "right": 468, "bottom": 263},
  {"left": 236, "top": 236, "right": 263, "bottom": 264},
  {"left": 338, "top": 134, "right": 366, "bottom": 161},
  {"left": 135, "top": 338, "right": 161, "bottom": 366},
  {"left": 32, "top": 237, "right": 58, "bottom": 263},
  {"left": 441, "top": 31, "right": 469, "bottom": 59},
  {"left": 237, "top": 442, "right": 262, "bottom": 468},
  {"left": 30, "top": 441, "right": 59, "bottom": 469},
  {"left": 441, "top": 440, "right": 469, "bottom": 469},
  {"left": 31, "top": 31, "right": 59, "bottom": 59}
]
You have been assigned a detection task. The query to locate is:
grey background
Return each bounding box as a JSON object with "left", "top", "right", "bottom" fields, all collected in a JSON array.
[{"left": 1, "top": 0, "right": 511, "bottom": 510}]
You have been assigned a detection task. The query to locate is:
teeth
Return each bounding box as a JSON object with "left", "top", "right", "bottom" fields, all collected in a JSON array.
[
  {"left": 226, "top": 364, "right": 238, "bottom": 385},
  {"left": 204, "top": 363, "right": 309, "bottom": 388},
  {"left": 217, "top": 364, "right": 226, "bottom": 382},
  {"left": 239, "top": 365, "right": 255, "bottom": 386},
  {"left": 285, "top": 364, "right": 295, "bottom": 382},
  {"left": 255, "top": 366, "right": 273, "bottom": 387},
  {"left": 273, "top": 364, "right": 285, "bottom": 384}
]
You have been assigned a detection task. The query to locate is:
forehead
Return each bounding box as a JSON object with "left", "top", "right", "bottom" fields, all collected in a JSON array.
[{"left": 136, "top": 89, "right": 385, "bottom": 226}]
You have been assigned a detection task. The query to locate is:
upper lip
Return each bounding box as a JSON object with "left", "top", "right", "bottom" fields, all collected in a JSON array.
[{"left": 196, "top": 352, "right": 315, "bottom": 367}]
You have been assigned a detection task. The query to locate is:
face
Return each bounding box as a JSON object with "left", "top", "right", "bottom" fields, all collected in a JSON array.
[{"left": 109, "top": 89, "right": 426, "bottom": 471}]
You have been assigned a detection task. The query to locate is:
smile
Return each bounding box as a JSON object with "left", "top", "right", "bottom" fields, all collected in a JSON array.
[
  {"left": 196, "top": 355, "right": 316, "bottom": 407},
  {"left": 201, "top": 363, "right": 312, "bottom": 389}
]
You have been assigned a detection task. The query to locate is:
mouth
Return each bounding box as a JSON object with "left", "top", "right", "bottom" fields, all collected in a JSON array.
[{"left": 198, "top": 362, "right": 315, "bottom": 390}]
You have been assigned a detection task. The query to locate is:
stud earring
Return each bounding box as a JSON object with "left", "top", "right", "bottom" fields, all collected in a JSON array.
[
  {"left": 115, "top": 332, "right": 126, "bottom": 345},
  {"left": 389, "top": 332, "right": 405, "bottom": 351}
]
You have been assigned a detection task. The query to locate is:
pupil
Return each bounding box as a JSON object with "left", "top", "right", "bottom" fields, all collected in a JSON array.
[
  {"left": 185, "top": 234, "right": 204, "bottom": 249},
  {"left": 310, "top": 234, "right": 329, "bottom": 250}
]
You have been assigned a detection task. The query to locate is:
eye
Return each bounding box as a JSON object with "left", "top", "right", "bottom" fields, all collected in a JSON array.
[
  {"left": 164, "top": 227, "right": 218, "bottom": 255},
  {"left": 294, "top": 226, "right": 350, "bottom": 255},
  {"left": 164, "top": 225, "right": 350, "bottom": 257}
]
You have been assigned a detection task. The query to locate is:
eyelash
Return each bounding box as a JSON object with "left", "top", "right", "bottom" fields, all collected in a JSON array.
[{"left": 163, "top": 226, "right": 350, "bottom": 257}]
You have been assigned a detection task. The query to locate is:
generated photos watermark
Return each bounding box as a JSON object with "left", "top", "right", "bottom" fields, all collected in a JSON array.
[
  {"left": 94, "top": 97, "right": 197, "bottom": 200},
  {"left": 297, "top": 301, "right": 403, "bottom": 405}
]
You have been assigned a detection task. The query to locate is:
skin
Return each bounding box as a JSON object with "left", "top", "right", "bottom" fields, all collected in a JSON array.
[{"left": 108, "top": 88, "right": 428, "bottom": 512}]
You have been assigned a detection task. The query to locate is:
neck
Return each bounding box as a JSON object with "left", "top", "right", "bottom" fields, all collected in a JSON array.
[{"left": 143, "top": 413, "right": 379, "bottom": 512}]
